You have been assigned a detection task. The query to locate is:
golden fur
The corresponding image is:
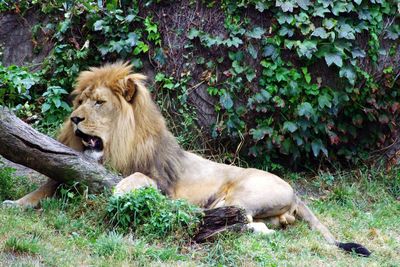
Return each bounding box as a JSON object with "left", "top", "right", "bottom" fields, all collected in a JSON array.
[
  {"left": 58, "top": 62, "right": 182, "bottom": 193},
  {"left": 6, "top": 62, "right": 369, "bottom": 256}
]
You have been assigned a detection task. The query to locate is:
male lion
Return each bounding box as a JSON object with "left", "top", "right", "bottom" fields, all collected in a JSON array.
[{"left": 5, "top": 62, "right": 370, "bottom": 256}]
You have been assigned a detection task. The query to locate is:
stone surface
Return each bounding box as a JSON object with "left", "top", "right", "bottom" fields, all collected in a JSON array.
[{"left": 0, "top": 10, "right": 52, "bottom": 70}]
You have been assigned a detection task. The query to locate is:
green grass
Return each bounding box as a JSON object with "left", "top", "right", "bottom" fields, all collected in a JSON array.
[{"left": 0, "top": 166, "right": 399, "bottom": 266}]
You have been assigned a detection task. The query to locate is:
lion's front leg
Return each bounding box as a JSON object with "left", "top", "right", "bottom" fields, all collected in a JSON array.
[
  {"left": 2, "top": 179, "right": 60, "bottom": 208},
  {"left": 113, "top": 172, "right": 157, "bottom": 196}
]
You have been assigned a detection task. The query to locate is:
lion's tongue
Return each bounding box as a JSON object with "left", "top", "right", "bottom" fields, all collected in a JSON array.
[{"left": 83, "top": 136, "right": 103, "bottom": 150}]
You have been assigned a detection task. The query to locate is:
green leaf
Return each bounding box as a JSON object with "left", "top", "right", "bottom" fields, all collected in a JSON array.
[
  {"left": 232, "top": 61, "right": 245, "bottom": 74},
  {"left": 187, "top": 28, "right": 200, "bottom": 39},
  {"left": 301, "top": 67, "right": 311, "bottom": 83},
  {"left": 324, "top": 52, "right": 343, "bottom": 67},
  {"left": 255, "top": 2, "right": 268, "bottom": 12},
  {"left": 263, "top": 45, "right": 276, "bottom": 57},
  {"left": 339, "top": 65, "right": 356, "bottom": 85},
  {"left": 318, "top": 94, "right": 332, "bottom": 109},
  {"left": 314, "top": 6, "right": 330, "bottom": 17},
  {"left": 220, "top": 92, "right": 234, "bottom": 110},
  {"left": 126, "top": 32, "right": 138, "bottom": 47},
  {"left": 125, "top": 14, "right": 136, "bottom": 22},
  {"left": 60, "top": 101, "right": 71, "bottom": 112},
  {"left": 297, "top": 40, "right": 317, "bottom": 59},
  {"left": 297, "top": 102, "right": 314, "bottom": 119},
  {"left": 245, "top": 69, "right": 256, "bottom": 82},
  {"left": 225, "top": 37, "right": 243, "bottom": 48},
  {"left": 93, "top": 20, "right": 104, "bottom": 31},
  {"left": 283, "top": 121, "right": 298, "bottom": 133},
  {"left": 53, "top": 98, "right": 61, "bottom": 108},
  {"left": 351, "top": 47, "right": 366, "bottom": 58},
  {"left": 311, "top": 139, "right": 328, "bottom": 157},
  {"left": 337, "top": 24, "right": 355, "bottom": 40},
  {"left": 332, "top": 1, "right": 347, "bottom": 15},
  {"left": 278, "top": 26, "right": 294, "bottom": 37},
  {"left": 311, "top": 27, "right": 328, "bottom": 39},
  {"left": 385, "top": 25, "right": 400, "bottom": 40},
  {"left": 246, "top": 27, "right": 266, "bottom": 39},
  {"left": 296, "top": 0, "right": 311, "bottom": 10},
  {"left": 277, "top": 13, "right": 294, "bottom": 24},
  {"left": 41, "top": 103, "right": 51, "bottom": 113},
  {"left": 250, "top": 127, "right": 273, "bottom": 141},
  {"left": 322, "top": 18, "right": 337, "bottom": 30},
  {"left": 247, "top": 44, "right": 258, "bottom": 59},
  {"left": 276, "top": 0, "right": 295, "bottom": 12}
]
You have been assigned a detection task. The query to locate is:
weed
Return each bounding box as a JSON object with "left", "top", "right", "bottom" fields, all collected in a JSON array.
[
  {"left": 107, "top": 187, "right": 202, "bottom": 239},
  {"left": 0, "top": 165, "right": 37, "bottom": 202},
  {"left": 4, "top": 236, "right": 40, "bottom": 255},
  {"left": 92, "top": 231, "right": 127, "bottom": 259}
]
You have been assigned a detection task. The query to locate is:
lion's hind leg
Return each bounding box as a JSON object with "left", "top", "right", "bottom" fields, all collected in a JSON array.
[
  {"left": 260, "top": 212, "right": 296, "bottom": 228},
  {"left": 245, "top": 215, "right": 276, "bottom": 235}
]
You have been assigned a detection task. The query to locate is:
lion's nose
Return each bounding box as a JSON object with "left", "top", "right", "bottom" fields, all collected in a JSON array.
[{"left": 71, "top": 116, "right": 85, "bottom": 125}]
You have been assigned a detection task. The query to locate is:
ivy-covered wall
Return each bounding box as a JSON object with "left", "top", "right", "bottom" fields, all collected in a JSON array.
[{"left": 0, "top": 0, "right": 399, "bottom": 168}]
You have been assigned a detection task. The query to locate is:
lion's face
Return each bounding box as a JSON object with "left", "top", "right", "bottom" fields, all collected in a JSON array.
[
  {"left": 59, "top": 62, "right": 158, "bottom": 172},
  {"left": 70, "top": 86, "right": 123, "bottom": 152}
]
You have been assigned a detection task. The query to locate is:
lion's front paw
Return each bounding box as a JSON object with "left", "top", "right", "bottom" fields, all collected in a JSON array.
[
  {"left": 247, "top": 222, "right": 276, "bottom": 235},
  {"left": 2, "top": 200, "right": 20, "bottom": 208}
]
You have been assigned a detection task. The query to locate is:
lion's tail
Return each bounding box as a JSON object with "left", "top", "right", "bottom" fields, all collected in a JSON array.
[{"left": 295, "top": 196, "right": 371, "bottom": 257}]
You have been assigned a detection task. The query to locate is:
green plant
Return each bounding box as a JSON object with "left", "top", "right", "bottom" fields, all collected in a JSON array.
[
  {"left": 185, "top": 0, "right": 400, "bottom": 166},
  {"left": 4, "top": 236, "right": 40, "bottom": 255},
  {"left": 92, "top": 231, "right": 127, "bottom": 259},
  {"left": 0, "top": 64, "right": 39, "bottom": 107},
  {"left": 107, "top": 187, "right": 202, "bottom": 238},
  {"left": 39, "top": 86, "right": 71, "bottom": 131},
  {"left": 0, "top": 164, "right": 37, "bottom": 201}
]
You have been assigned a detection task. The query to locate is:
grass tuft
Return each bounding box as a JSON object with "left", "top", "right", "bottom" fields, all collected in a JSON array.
[
  {"left": 92, "top": 231, "right": 127, "bottom": 259},
  {"left": 4, "top": 236, "right": 40, "bottom": 255}
]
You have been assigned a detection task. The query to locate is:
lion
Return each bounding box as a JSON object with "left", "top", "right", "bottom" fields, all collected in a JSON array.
[{"left": 4, "top": 62, "right": 370, "bottom": 256}]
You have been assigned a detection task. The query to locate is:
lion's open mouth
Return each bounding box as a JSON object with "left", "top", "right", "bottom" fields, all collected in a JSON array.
[{"left": 75, "top": 129, "right": 104, "bottom": 151}]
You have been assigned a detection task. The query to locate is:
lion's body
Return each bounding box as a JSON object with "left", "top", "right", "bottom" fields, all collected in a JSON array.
[{"left": 6, "top": 62, "right": 370, "bottom": 256}]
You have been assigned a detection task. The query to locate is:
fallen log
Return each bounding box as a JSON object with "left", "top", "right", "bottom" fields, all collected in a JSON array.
[
  {"left": 0, "top": 107, "right": 248, "bottom": 239},
  {"left": 0, "top": 106, "right": 121, "bottom": 193},
  {"left": 194, "top": 206, "right": 248, "bottom": 243}
]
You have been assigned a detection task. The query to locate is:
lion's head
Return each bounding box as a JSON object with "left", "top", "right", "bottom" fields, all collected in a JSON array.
[{"left": 58, "top": 62, "right": 183, "bottom": 190}]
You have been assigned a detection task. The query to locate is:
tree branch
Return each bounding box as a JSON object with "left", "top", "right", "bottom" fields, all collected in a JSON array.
[{"left": 0, "top": 107, "right": 121, "bottom": 193}]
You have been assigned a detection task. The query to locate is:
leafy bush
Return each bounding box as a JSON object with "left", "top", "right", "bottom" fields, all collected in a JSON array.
[
  {"left": 0, "top": 164, "right": 37, "bottom": 202},
  {"left": 40, "top": 86, "right": 71, "bottom": 127},
  {"left": 186, "top": 0, "right": 400, "bottom": 165},
  {"left": 0, "top": 64, "right": 39, "bottom": 107},
  {"left": 107, "top": 187, "right": 202, "bottom": 239}
]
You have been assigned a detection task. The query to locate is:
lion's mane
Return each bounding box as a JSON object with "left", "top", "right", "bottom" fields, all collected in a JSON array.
[{"left": 58, "top": 62, "right": 184, "bottom": 194}]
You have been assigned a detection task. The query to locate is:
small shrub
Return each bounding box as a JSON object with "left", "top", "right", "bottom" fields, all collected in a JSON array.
[
  {"left": 0, "top": 64, "right": 39, "bottom": 107},
  {"left": 37, "top": 86, "right": 71, "bottom": 134},
  {"left": 328, "top": 185, "right": 357, "bottom": 205},
  {"left": 4, "top": 236, "right": 40, "bottom": 255},
  {"left": 107, "top": 187, "right": 203, "bottom": 239},
  {"left": 0, "top": 165, "right": 37, "bottom": 202},
  {"left": 93, "top": 231, "right": 127, "bottom": 259}
]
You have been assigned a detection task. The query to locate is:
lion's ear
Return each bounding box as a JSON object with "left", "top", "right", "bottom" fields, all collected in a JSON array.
[
  {"left": 121, "top": 76, "right": 137, "bottom": 102},
  {"left": 120, "top": 74, "right": 147, "bottom": 102}
]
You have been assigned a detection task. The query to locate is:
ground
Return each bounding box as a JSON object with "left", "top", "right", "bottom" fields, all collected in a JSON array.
[{"left": 0, "top": 166, "right": 399, "bottom": 267}]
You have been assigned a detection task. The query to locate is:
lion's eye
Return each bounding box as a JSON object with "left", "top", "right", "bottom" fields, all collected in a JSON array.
[
  {"left": 95, "top": 100, "right": 105, "bottom": 105},
  {"left": 78, "top": 99, "right": 83, "bottom": 105}
]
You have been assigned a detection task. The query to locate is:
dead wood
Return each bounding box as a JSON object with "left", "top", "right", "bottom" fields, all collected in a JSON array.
[{"left": 0, "top": 107, "right": 121, "bottom": 193}]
